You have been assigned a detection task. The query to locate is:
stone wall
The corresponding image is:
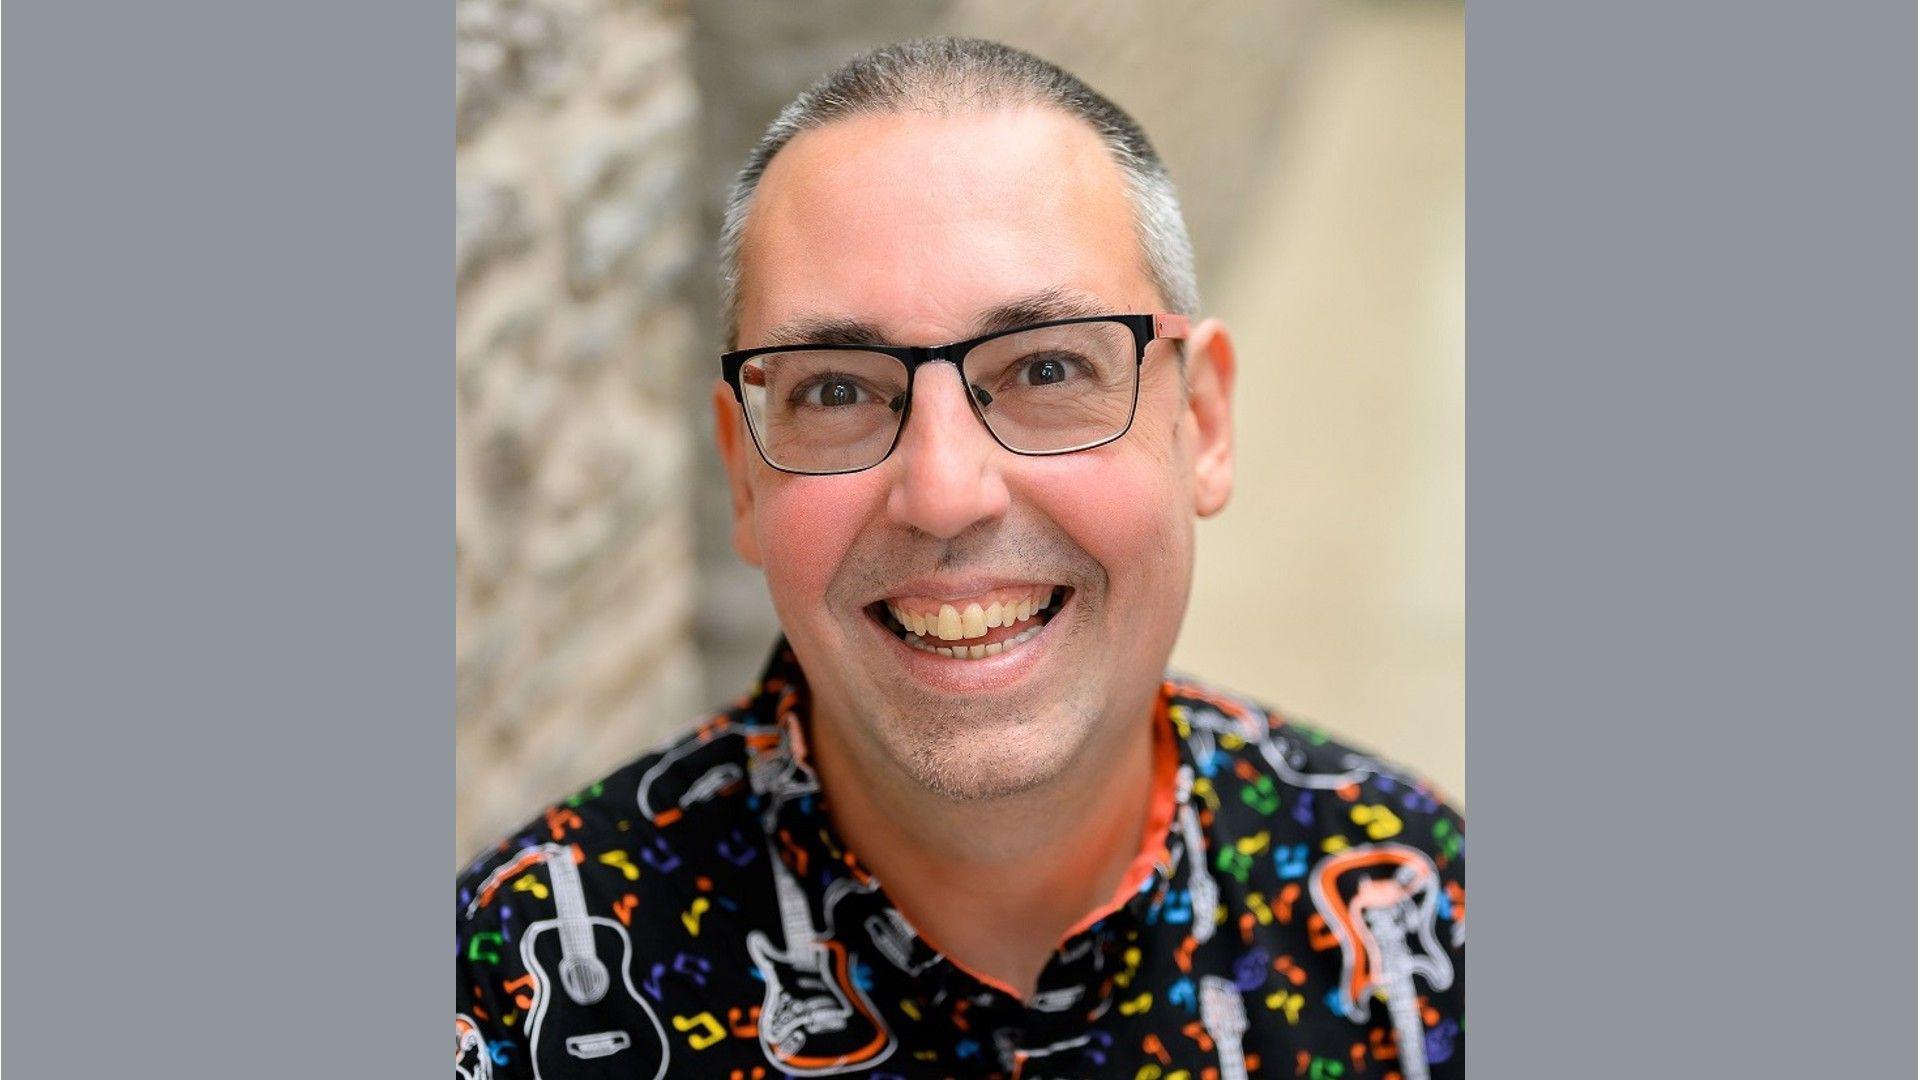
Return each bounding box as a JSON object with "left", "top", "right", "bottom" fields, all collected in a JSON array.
[{"left": 456, "top": 0, "right": 707, "bottom": 862}]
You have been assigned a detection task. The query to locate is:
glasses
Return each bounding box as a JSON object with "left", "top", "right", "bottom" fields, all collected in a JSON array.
[{"left": 720, "top": 313, "right": 1189, "bottom": 475}]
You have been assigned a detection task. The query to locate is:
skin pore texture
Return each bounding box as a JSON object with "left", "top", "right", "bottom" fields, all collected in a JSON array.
[{"left": 712, "top": 105, "right": 1237, "bottom": 996}]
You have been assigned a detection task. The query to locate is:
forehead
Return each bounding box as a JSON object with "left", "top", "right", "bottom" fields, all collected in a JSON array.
[{"left": 737, "top": 106, "right": 1156, "bottom": 347}]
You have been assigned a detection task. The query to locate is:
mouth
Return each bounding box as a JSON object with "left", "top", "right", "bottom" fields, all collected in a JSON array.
[{"left": 865, "top": 585, "right": 1072, "bottom": 661}]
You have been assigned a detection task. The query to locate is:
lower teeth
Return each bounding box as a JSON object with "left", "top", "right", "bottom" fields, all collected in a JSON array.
[{"left": 904, "top": 621, "right": 1045, "bottom": 659}]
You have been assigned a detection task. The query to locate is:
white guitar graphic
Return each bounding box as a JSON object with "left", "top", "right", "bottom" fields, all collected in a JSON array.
[
  {"left": 1173, "top": 765, "right": 1220, "bottom": 944},
  {"left": 1199, "top": 976, "right": 1249, "bottom": 1080},
  {"left": 1363, "top": 895, "right": 1433, "bottom": 1080},
  {"left": 516, "top": 843, "right": 670, "bottom": 1080},
  {"left": 744, "top": 844, "right": 895, "bottom": 1075}
]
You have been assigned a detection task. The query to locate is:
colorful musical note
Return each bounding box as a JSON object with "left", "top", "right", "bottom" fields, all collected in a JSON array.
[
  {"left": 1240, "top": 775, "right": 1280, "bottom": 815},
  {"left": 510, "top": 875, "right": 549, "bottom": 901},
  {"left": 613, "top": 893, "right": 638, "bottom": 926},
  {"left": 1246, "top": 892, "right": 1275, "bottom": 926},
  {"left": 639, "top": 836, "right": 682, "bottom": 873},
  {"left": 1192, "top": 776, "right": 1221, "bottom": 810},
  {"left": 1273, "top": 953, "right": 1308, "bottom": 986},
  {"left": 544, "top": 805, "right": 583, "bottom": 840},
  {"left": 1265, "top": 989, "right": 1304, "bottom": 1022},
  {"left": 1275, "top": 842, "right": 1310, "bottom": 879},
  {"left": 1142, "top": 1032, "right": 1173, "bottom": 1064},
  {"left": 502, "top": 973, "right": 534, "bottom": 1011},
  {"left": 1232, "top": 947, "right": 1271, "bottom": 991},
  {"left": 466, "top": 931, "right": 502, "bottom": 964},
  {"left": 598, "top": 850, "right": 640, "bottom": 881},
  {"left": 1307, "top": 913, "right": 1339, "bottom": 951},
  {"left": 1120, "top": 991, "right": 1154, "bottom": 1016},
  {"left": 671, "top": 1011, "right": 725, "bottom": 1050},
  {"left": 1214, "top": 846, "right": 1254, "bottom": 883},
  {"left": 680, "top": 897, "right": 711, "bottom": 936},
  {"left": 1350, "top": 804, "right": 1403, "bottom": 840},
  {"left": 726, "top": 1005, "right": 759, "bottom": 1038},
  {"left": 1276, "top": 882, "right": 1303, "bottom": 924}
]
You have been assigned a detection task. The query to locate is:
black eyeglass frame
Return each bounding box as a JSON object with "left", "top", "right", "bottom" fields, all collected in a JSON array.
[{"left": 719, "top": 312, "right": 1191, "bottom": 476}]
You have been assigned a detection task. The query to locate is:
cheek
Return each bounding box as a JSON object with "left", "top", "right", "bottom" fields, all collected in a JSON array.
[
  {"left": 752, "top": 475, "right": 877, "bottom": 614},
  {"left": 1022, "top": 450, "right": 1192, "bottom": 603}
]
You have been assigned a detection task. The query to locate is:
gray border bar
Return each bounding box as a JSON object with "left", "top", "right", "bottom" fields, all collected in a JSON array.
[
  {"left": 4, "top": 1, "right": 446, "bottom": 1073},
  {"left": 1470, "top": 1, "right": 1915, "bottom": 1075}
]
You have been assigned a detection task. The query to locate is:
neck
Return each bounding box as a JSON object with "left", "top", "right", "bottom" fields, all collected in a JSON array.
[{"left": 808, "top": 699, "right": 1166, "bottom": 999}]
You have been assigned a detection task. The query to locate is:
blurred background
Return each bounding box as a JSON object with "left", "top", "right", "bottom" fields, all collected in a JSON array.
[{"left": 456, "top": 0, "right": 1463, "bottom": 863}]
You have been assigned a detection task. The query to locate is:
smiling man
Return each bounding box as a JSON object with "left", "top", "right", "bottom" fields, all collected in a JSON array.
[{"left": 458, "top": 38, "right": 1464, "bottom": 1080}]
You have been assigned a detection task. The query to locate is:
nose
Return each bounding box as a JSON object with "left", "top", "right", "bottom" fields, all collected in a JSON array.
[{"left": 885, "top": 361, "right": 1011, "bottom": 539}]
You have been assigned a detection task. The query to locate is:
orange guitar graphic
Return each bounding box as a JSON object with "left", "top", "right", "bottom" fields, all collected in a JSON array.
[
  {"left": 745, "top": 843, "right": 896, "bottom": 1075},
  {"left": 1308, "top": 843, "right": 1455, "bottom": 1080}
]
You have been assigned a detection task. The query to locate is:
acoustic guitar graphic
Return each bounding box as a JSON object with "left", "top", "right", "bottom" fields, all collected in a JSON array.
[
  {"left": 517, "top": 843, "right": 671, "bottom": 1080},
  {"left": 1198, "top": 976, "right": 1250, "bottom": 1080},
  {"left": 1308, "top": 844, "right": 1455, "bottom": 1080},
  {"left": 745, "top": 844, "right": 896, "bottom": 1075}
]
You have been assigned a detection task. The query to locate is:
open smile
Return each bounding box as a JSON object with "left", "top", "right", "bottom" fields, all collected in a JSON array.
[{"left": 865, "top": 585, "right": 1072, "bottom": 661}]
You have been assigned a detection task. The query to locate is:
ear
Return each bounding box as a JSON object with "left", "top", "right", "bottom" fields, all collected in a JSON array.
[
  {"left": 1182, "top": 317, "right": 1236, "bottom": 517},
  {"left": 711, "top": 378, "right": 764, "bottom": 566}
]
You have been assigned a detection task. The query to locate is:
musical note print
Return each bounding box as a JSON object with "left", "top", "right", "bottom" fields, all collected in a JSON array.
[{"left": 457, "top": 641, "right": 1464, "bottom": 1077}]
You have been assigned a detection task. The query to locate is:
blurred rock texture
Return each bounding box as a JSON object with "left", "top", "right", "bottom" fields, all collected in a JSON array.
[{"left": 457, "top": 0, "right": 1464, "bottom": 863}]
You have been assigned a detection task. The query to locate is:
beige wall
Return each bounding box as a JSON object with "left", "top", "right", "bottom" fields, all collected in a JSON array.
[{"left": 1172, "top": 3, "right": 1466, "bottom": 805}]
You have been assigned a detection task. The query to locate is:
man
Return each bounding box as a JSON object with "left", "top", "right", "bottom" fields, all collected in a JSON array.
[{"left": 458, "top": 37, "right": 1464, "bottom": 1080}]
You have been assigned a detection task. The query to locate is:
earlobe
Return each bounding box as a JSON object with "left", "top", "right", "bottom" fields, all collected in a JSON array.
[
  {"left": 711, "top": 379, "right": 764, "bottom": 566},
  {"left": 1184, "top": 318, "right": 1237, "bottom": 518}
]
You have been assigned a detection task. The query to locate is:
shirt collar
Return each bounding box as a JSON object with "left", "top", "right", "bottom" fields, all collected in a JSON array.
[{"left": 737, "top": 639, "right": 1206, "bottom": 1028}]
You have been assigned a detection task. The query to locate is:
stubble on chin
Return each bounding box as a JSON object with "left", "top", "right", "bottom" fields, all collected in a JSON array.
[{"left": 881, "top": 700, "right": 1097, "bottom": 802}]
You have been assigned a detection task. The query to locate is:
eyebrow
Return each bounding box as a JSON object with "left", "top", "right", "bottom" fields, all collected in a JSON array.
[{"left": 759, "top": 287, "right": 1116, "bottom": 349}]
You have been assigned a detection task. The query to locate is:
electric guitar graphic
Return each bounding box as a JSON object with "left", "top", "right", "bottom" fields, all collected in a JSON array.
[
  {"left": 518, "top": 843, "right": 670, "bottom": 1080},
  {"left": 745, "top": 844, "right": 896, "bottom": 1075},
  {"left": 1174, "top": 766, "right": 1221, "bottom": 944},
  {"left": 1198, "top": 976, "right": 1250, "bottom": 1080},
  {"left": 1308, "top": 843, "right": 1456, "bottom": 1080}
]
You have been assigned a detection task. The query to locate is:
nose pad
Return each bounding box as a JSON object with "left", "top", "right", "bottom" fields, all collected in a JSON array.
[{"left": 885, "top": 359, "right": 1010, "bottom": 538}]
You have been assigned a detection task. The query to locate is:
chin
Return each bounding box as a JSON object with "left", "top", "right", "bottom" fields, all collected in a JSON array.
[{"left": 883, "top": 702, "right": 1096, "bottom": 802}]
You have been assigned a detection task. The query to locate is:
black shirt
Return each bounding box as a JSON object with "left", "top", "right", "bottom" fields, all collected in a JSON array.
[{"left": 457, "top": 641, "right": 1465, "bottom": 1078}]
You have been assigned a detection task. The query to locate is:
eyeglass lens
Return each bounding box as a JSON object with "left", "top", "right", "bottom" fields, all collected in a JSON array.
[{"left": 738, "top": 320, "right": 1139, "bottom": 474}]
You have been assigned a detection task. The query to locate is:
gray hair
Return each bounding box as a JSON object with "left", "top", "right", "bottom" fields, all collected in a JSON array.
[{"left": 718, "top": 37, "right": 1199, "bottom": 348}]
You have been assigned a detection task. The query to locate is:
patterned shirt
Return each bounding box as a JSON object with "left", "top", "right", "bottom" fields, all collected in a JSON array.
[{"left": 457, "top": 641, "right": 1465, "bottom": 1079}]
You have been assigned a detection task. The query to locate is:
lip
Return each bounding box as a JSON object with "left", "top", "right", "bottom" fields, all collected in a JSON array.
[
  {"left": 859, "top": 586, "right": 1073, "bottom": 694},
  {"left": 870, "top": 574, "right": 1066, "bottom": 606}
]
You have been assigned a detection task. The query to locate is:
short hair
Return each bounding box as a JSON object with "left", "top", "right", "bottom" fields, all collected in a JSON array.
[{"left": 719, "top": 37, "right": 1199, "bottom": 349}]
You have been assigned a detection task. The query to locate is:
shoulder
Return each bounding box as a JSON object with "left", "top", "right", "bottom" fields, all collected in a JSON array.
[
  {"left": 455, "top": 707, "right": 767, "bottom": 942},
  {"left": 1163, "top": 674, "right": 1464, "bottom": 878}
]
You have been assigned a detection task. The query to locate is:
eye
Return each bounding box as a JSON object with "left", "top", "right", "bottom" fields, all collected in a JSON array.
[
  {"left": 1016, "top": 352, "right": 1083, "bottom": 387},
  {"left": 795, "top": 375, "right": 871, "bottom": 407}
]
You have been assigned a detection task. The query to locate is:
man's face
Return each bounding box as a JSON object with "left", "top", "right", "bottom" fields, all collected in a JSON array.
[{"left": 717, "top": 106, "right": 1234, "bottom": 801}]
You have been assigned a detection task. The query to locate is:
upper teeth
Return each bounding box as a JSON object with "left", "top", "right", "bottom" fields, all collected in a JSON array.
[{"left": 886, "top": 588, "right": 1057, "bottom": 642}]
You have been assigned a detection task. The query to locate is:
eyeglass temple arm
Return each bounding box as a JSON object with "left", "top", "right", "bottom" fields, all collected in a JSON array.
[{"left": 1153, "top": 313, "right": 1191, "bottom": 341}]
